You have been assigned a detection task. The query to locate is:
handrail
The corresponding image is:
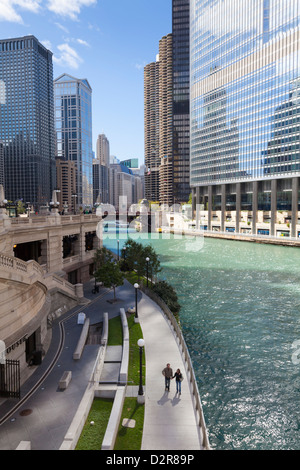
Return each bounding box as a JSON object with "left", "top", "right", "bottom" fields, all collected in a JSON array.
[{"left": 140, "top": 284, "right": 210, "bottom": 450}]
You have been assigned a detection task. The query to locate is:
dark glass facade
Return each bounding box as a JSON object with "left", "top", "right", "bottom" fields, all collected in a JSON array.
[
  {"left": 0, "top": 36, "right": 55, "bottom": 207},
  {"left": 172, "top": 0, "right": 190, "bottom": 203}
]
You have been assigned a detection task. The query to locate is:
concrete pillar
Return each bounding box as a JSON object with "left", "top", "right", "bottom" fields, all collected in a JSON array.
[
  {"left": 75, "top": 284, "right": 84, "bottom": 299},
  {"left": 208, "top": 185, "right": 212, "bottom": 231},
  {"left": 252, "top": 181, "right": 258, "bottom": 235},
  {"left": 192, "top": 187, "right": 196, "bottom": 217},
  {"left": 235, "top": 183, "right": 241, "bottom": 234},
  {"left": 40, "top": 239, "right": 48, "bottom": 270},
  {"left": 195, "top": 187, "right": 200, "bottom": 229},
  {"left": 221, "top": 184, "right": 226, "bottom": 232},
  {"left": 291, "top": 177, "right": 299, "bottom": 238},
  {"left": 271, "top": 179, "right": 277, "bottom": 237},
  {"left": 48, "top": 232, "right": 63, "bottom": 273}
]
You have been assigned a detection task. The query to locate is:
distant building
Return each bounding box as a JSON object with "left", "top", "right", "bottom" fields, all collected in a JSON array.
[
  {"left": 93, "top": 159, "right": 110, "bottom": 205},
  {"left": 54, "top": 73, "right": 93, "bottom": 207},
  {"left": 0, "top": 35, "right": 56, "bottom": 207},
  {"left": 109, "top": 162, "right": 142, "bottom": 209},
  {"left": 121, "top": 158, "right": 139, "bottom": 169},
  {"left": 55, "top": 157, "right": 77, "bottom": 212},
  {"left": 96, "top": 134, "right": 110, "bottom": 167}
]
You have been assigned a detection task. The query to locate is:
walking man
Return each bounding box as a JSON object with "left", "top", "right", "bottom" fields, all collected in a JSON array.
[{"left": 162, "top": 363, "right": 173, "bottom": 391}]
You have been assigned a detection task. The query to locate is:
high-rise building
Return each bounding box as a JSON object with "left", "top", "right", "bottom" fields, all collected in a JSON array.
[
  {"left": 93, "top": 159, "right": 110, "bottom": 205},
  {"left": 158, "top": 34, "right": 174, "bottom": 206},
  {"left": 190, "top": 0, "right": 300, "bottom": 238},
  {"left": 0, "top": 142, "right": 3, "bottom": 187},
  {"left": 56, "top": 157, "right": 77, "bottom": 212},
  {"left": 144, "top": 58, "right": 160, "bottom": 202},
  {"left": 144, "top": 34, "right": 173, "bottom": 206},
  {"left": 0, "top": 36, "right": 55, "bottom": 207},
  {"left": 96, "top": 134, "right": 110, "bottom": 167},
  {"left": 172, "top": 0, "right": 190, "bottom": 204},
  {"left": 54, "top": 73, "right": 93, "bottom": 207}
]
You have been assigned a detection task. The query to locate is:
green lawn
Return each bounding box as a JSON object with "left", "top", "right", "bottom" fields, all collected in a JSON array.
[
  {"left": 107, "top": 315, "right": 123, "bottom": 345},
  {"left": 114, "top": 398, "right": 145, "bottom": 450},
  {"left": 75, "top": 398, "right": 113, "bottom": 450}
]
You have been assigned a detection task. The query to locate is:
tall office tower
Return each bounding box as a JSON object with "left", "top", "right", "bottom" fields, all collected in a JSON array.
[
  {"left": 56, "top": 157, "right": 77, "bottom": 211},
  {"left": 158, "top": 34, "right": 174, "bottom": 206},
  {"left": 93, "top": 159, "right": 110, "bottom": 205},
  {"left": 0, "top": 142, "right": 3, "bottom": 187},
  {"left": 144, "top": 58, "right": 160, "bottom": 202},
  {"left": 54, "top": 74, "right": 93, "bottom": 207},
  {"left": 0, "top": 36, "right": 55, "bottom": 207},
  {"left": 96, "top": 133, "right": 110, "bottom": 167},
  {"left": 190, "top": 0, "right": 300, "bottom": 238},
  {"left": 172, "top": 0, "right": 190, "bottom": 204}
]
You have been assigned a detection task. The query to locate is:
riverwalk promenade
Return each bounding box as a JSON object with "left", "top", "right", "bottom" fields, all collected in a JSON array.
[{"left": 0, "top": 279, "right": 208, "bottom": 451}]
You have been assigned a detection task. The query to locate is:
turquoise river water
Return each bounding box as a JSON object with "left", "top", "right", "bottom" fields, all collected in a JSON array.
[{"left": 104, "top": 231, "right": 300, "bottom": 450}]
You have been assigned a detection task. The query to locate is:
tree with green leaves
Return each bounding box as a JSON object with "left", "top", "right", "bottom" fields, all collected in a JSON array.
[
  {"left": 94, "top": 247, "right": 124, "bottom": 301},
  {"left": 121, "top": 239, "right": 161, "bottom": 283},
  {"left": 152, "top": 280, "right": 181, "bottom": 315}
]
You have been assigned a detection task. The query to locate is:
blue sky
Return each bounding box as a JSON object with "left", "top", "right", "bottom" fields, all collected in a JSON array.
[{"left": 0, "top": 0, "right": 172, "bottom": 164}]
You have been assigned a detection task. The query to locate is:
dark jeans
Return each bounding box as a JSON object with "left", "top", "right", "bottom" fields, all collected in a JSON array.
[
  {"left": 176, "top": 380, "right": 181, "bottom": 393},
  {"left": 165, "top": 377, "right": 170, "bottom": 389}
]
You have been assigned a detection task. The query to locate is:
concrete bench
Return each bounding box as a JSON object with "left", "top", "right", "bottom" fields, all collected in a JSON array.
[
  {"left": 119, "top": 308, "right": 129, "bottom": 384},
  {"left": 101, "top": 386, "right": 126, "bottom": 450},
  {"left": 73, "top": 318, "right": 90, "bottom": 360},
  {"left": 16, "top": 441, "right": 31, "bottom": 450},
  {"left": 59, "top": 371, "right": 72, "bottom": 390}
]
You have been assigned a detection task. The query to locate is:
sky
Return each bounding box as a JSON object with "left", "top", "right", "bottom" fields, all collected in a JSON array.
[{"left": 0, "top": 0, "right": 172, "bottom": 165}]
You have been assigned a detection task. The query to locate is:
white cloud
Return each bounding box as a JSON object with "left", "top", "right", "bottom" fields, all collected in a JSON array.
[
  {"left": 47, "top": 0, "right": 97, "bottom": 20},
  {"left": 55, "top": 22, "right": 69, "bottom": 33},
  {"left": 77, "top": 38, "right": 90, "bottom": 47},
  {"left": 0, "top": 0, "right": 41, "bottom": 23},
  {"left": 53, "top": 43, "right": 83, "bottom": 69}
]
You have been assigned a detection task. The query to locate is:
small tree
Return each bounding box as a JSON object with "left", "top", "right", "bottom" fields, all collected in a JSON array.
[
  {"left": 121, "top": 240, "right": 161, "bottom": 283},
  {"left": 152, "top": 280, "right": 181, "bottom": 315},
  {"left": 94, "top": 247, "right": 124, "bottom": 301}
]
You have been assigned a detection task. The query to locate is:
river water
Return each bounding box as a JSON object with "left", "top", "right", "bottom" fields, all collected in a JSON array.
[{"left": 103, "top": 230, "right": 300, "bottom": 450}]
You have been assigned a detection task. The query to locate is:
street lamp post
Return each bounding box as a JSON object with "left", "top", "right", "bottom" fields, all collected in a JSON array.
[
  {"left": 137, "top": 338, "right": 145, "bottom": 403},
  {"left": 134, "top": 283, "right": 139, "bottom": 323},
  {"left": 145, "top": 257, "right": 150, "bottom": 288},
  {"left": 117, "top": 239, "right": 120, "bottom": 261}
]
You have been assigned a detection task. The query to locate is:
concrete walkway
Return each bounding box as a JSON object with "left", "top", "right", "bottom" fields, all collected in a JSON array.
[
  {"left": 0, "top": 279, "right": 204, "bottom": 450},
  {"left": 138, "top": 292, "right": 202, "bottom": 450}
]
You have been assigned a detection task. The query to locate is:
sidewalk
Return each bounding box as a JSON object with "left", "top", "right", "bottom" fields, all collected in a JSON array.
[
  {"left": 138, "top": 292, "right": 202, "bottom": 450},
  {"left": 0, "top": 279, "right": 203, "bottom": 450}
]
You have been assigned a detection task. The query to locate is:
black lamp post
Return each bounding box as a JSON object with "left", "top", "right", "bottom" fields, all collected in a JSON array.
[
  {"left": 145, "top": 257, "right": 150, "bottom": 288},
  {"left": 117, "top": 239, "right": 120, "bottom": 261},
  {"left": 134, "top": 283, "right": 139, "bottom": 320},
  {"left": 137, "top": 338, "right": 145, "bottom": 401}
]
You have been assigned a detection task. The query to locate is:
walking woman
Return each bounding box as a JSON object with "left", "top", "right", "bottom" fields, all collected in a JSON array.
[{"left": 173, "top": 368, "right": 183, "bottom": 394}]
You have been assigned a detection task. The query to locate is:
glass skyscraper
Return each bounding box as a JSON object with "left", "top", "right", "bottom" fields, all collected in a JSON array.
[
  {"left": 54, "top": 74, "right": 93, "bottom": 207},
  {"left": 173, "top": 0, "right": 190, "bottom": 204},
  {"left": 0, "top": 35, "right": 55, "bottom": 207},
  {"left": 190, "top": 0, "right": 300, "bottom": 237}
]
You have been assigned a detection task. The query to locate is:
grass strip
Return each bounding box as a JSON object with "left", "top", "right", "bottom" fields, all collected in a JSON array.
[
  {"left": 113, "top": 398, "right": 145, "bottom": 450},
  {"left": 75, "top": 398, "right": 113, "bottom": 450}
]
